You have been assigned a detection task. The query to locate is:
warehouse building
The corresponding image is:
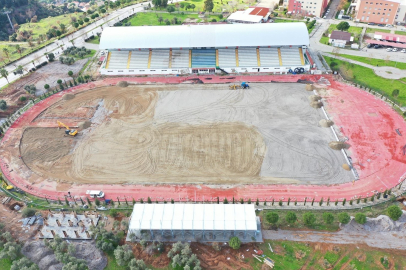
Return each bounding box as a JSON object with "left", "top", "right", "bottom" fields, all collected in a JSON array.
[
  {"left": 127, "top": 204, "right": 262, "bottom": 243},
  {"left": 99, "top": 23, "right": 311, "bottom": 75}
]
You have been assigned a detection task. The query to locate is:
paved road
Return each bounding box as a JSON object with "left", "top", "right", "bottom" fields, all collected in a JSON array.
[{"left": 263, "top": 229, "right": 406, "bottom": 250}]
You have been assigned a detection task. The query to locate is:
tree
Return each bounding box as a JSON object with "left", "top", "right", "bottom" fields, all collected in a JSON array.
[
  {"left": 266, "top": 212, "right": 279, "bottom": 225},
  {"left": 158, "top": 16, "right": 163, "bottom": 24},
  {"left": 190, "top": 4, "right": 196, "bottom": 11},
  {"left": 355, "top": 213, "right": 367, "bottom": 224},
  {"left": 286, "top": 211, "right": 297, "bottom": 224},
  {"left": 68, "top": 71, "right": 73, "bottom": 77},
  {"left": 322, "top": 212, "right": 334, "bottom": 225},
  {"left": 114, "top": 245, "right": 133, "bottom": 266},
  {"left": 392, "top": 89, "right": 400, "bottom": 98},
  {"left": 204, "top": 0, "right": 214, "bottom": 12},
  {"left": 128, "top": 258, "right": 148, "bottom": 270},
  {"left": 95, "top": 198, "right": 100, "bottom": 206},
  {"left": 0, "top": 100, "right": 7, "bottom": 110},
  {"left": 303, "top": 212, "right": 316, "bottom": 227},
  {"left": 228, "top": 236, "right": 241, "bottom": 250},
  {"left": 15, "top": 45, "right": 22, "bottom": 56},
  {"left": 338, "top": 212, "right": 350, "bottom": 224},
  {"left": 167, "top": 6, "right": 175, "bottom": 13},
  {"left": 336, "top": 21, "right": 350, "bottom": 31},
  {"left": 2, "top": 48, "right": 10, "bottom": 61},
  {"left": 387, "top": 205, "right": 403, "bottom": 221},
  {"left": 44, "top": 84, "right": 50, "bottom": 91},
  {"left": 22, "top": 208, "right": 36, "bottom": 217},
  {"left": 167, "top": 242, "right": 200, "bottom": 269},
  {"left": 110, "top": 209, "right": 119, "bottom": 218},
  {"left": 74, "top": 22, "right": 79, "bottom": 28},
  {"left": 0, "top": 241, "right": 21, "bottom": 260},
  {"left": 15, "top": 65, "right": 24, "bottom": 74},
  {"left": 0, "top": 68, "right": 9, "bottom": 83},
  {"left": 11, "top": 257, "right": 39, "bottom": 270}
]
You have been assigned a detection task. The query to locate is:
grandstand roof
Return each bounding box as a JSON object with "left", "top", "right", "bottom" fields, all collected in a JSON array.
[{"left": 100, "top": 23, "right": 309, "bottom": 50}]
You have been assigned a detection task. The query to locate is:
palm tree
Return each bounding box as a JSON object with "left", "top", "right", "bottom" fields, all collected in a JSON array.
[
  {"left": 2, "top": 48, "right": 10, "bottom": 61},
  {"left": 0, "top": 68, "right": 9, "bottom": 84},
  {"left": 15, "top": 45, "right": 22, "bottom": 56}
]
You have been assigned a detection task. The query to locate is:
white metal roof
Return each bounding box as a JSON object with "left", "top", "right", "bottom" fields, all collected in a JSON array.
[
  {"left": 227, "top": 9, "right": 264, "bottom": 23},
  {"left": 128, "top": 204, "right": 257, "bottom": 231},
  {"left": 100, "top": 23, "right": 309, "bottom": 50}
]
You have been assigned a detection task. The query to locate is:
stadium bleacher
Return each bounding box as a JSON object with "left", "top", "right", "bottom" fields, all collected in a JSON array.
[
  {"left": 237, "top": 48, "right": 258, "bottom": 67},
  {"left": 280, "top": 47, "right": 302, "bottom": 66},
  {"left": 218, "top": 49, "right": 237, "bottom": 68}
]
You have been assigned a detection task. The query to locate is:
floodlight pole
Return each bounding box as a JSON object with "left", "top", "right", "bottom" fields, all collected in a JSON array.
[{"left": 2, "top": 11, "right": 14, "bottom": 32}]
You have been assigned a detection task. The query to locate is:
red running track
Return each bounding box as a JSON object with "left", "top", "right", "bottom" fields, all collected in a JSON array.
[{"left": 1, "top": 74, "right": 405, "bottom": 202}]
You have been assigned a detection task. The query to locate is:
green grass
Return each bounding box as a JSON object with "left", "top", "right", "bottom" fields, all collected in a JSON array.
[
  {"left": 320, "top": 36, "right": 329, "bottom": 45},
  {"left": 0, "top": 256, "right": 12, "bottom": 270},
  {"left": 366, "top": 28, "right": 391, "bottom": 34},
  {"left": 86, "top": 36, "right": 100, "bottom": 45},
  {"left": 104, "top": 254, "right": 127, "bottom": 270},
  {"left": 338, "top": 54, "right": 406, "bottom": 70},
  {"left": 395, "top": 31, "right": 406, "bottom": 36},
  {"left": 327, "top": 24, "right": 363, "bottom": 36},
  {"left": 128, "top": 12, "right": 220, "bottom": 26},
  {"left": 19, "top": 14, "right": 75, "bottom": 40},
  {"left": 166, "top": 0, "right": 249, "bottom": 13},
  {"left": 333, "top": 255, "right": 350, "bottom": 270},
  {"left": 324, "top": 251, "right": 340, "bottom": 264},
  {"left": 325, "top": 56, "right": 406, "bottom": 105}
]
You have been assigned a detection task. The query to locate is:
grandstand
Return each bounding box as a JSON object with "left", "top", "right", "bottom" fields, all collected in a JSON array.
[{"left": 99, "top": 23, "right": 311, "bottom": 75}]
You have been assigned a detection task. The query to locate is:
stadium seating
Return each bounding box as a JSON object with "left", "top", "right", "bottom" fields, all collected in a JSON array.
[
  {"left": 259, "top": 48, "right": 280, "bottom": 67},
  {"left": 150, "top": 50, "right": 170, "bottom": 69},
  {"left": 129, "top": 50, "right": 150, "bottom": 69},
  {"left": 280, "top": 47, "right": 302, "bottom": 66},
  {"left": 171, "top": 50, "right": 189, "bottom": 68},
  {"left": 237, "top": 48, "right": 258, "bottom": 67},
  {"left": 107, "top": 51, "right": 129, "bottom": 69},
  {"left": 191, "top": 49, "right": 216, "bottom": 67},
  {"left": 218, "top": 49, "right": 237, "bottom": 67}
]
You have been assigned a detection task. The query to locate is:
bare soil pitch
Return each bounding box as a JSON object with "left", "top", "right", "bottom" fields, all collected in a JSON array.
[{"left": 19, "top": 83, "right": 353, "bottom": 185}]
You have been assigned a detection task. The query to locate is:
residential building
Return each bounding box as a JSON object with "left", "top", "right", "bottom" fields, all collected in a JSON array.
[
  {"left": 395, "top": 0, "right": 406, "bottom": 23},
  {"left": 227, "top": 7, "right": 271, "bottom": 24},
  {"left": 355, "top": 0, "right": 401, "bottom": 24},
  {"left": 287, "top": 0, "right": 329, "bottom": 17},
  {"left": 329, "top": 31, "right": 353, "bottom": 47}
]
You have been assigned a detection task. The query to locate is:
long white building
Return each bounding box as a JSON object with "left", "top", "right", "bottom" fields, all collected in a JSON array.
[{"left": 99, "top": 23, "right": 311, "bottom": 75}]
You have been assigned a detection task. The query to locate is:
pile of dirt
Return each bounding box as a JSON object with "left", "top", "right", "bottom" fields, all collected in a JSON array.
[
  {"left": 116, "top": 81, "right": 128, "bottom": 87},
  {"left": 78, "top": 121, "right": 91, "bottom": 130},
  {"left": 305, "top": 84, "right": 314, "bottom": 91},
  {"left": 73, "top": 241, "right": 107, "bottom": 270},
  {"left": 342, "top": 212, "right": 406, "bottom": 232},
  {"left": 319, "top": 119, "right": 334, "bottom": 127},
  {"left": 310, "top": 101, "right": 323, "bottom": 108},
  {"left": 342, "top": 164, "right": 351, "bottom": 171},
  {"left": 329, "top": 141, "right": 350, "bottom": 150},
  {"left": 62, "top": 94, "right": 75, "bottom": 100},
  {"left": 22, "top": 240, "right": 63, "bottom": 270},
  {"left": 308, "top": 95, "right": 322, "bottom": 102}
]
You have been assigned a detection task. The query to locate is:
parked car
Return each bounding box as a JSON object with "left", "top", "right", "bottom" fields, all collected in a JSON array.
[
  {"left": 374, "top": 45, "right": 382, "bottom": 49},
  {"left": 401, "top": 49, "right": 406, "bottom": 53},
  {"left": 378, "top": 24, "right": 385, "bottom": 27},
  {"left": 96, "top": 206, "right": 108, "bottom": 211},
  {"left": 367, "top": 44, "right": 374, "bottom": 48},
  {"left": 368, "top": 22, "right": 376, "bottom": 25},
  {"left": 392, "top": 48, "right": 398, "bottom": 52},
  {"left": 386, "top": 48, "right": 393, "bottom": 52},
  {"left": 323, "top": 16, "right": 326, "bottom": 19},
  {"left": 386, "top": 24, "right": 393, "bottom": 28}
]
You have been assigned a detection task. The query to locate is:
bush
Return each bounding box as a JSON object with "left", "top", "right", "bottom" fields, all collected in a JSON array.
[
  {"left": 322, "top": 212, "right": 334, "bottom": 224},
  {"left": 110, "top": 209, "right": 119, "bottom": 218},
  {"left": 228, "top": 236, "right": 241, "bottom": 249},
  {"left": 338, "top": 212, "right": 350, "bottom": 224},
  {"left": 0, "top": 100, "right": 7, "bottom": 110},
  {"left": 266, "top": 212, "right": 279, "bottom": 224},
  {"left": 19, "top": 96, "right": 27, "bottom": 102},
  {"left": 303, "top": 212, "right": 316, "bottom": 227},
  {"left": 22, "top": 208, "right": 36, "bottom": 217},
  {"left": 387, "top": 205, "right": 403, "bottom": 221},
  {"left": 355, "top": 213, "right": 367, "bottom": 224},
  {"left": 286, "top": 211, "right": 297, "bottom": 224}
]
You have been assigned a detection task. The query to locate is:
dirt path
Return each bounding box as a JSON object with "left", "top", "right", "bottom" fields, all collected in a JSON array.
[{"left": 263, "top": 229, "right": 406, "bottom": 250}]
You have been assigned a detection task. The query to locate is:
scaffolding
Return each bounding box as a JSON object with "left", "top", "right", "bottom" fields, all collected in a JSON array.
[{"left": 127, "top": 204, "right": 262, "bottom": 243}]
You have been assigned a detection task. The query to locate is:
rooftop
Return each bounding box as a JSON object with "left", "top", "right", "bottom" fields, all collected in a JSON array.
[{"left": 330, "top": 30, "right": 352, "bottom": 41}]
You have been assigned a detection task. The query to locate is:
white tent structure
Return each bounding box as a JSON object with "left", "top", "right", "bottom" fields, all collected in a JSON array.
[
  {"left": 99, "top": 23, "right": 311, "bottom": 75},
  {"left": 128, "top": 204, "right": 262, "bottom": 242}
]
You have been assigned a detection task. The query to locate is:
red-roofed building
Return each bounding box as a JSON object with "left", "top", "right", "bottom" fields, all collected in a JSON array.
[{"left": 227, "top": 7, "right": 270, "bottom": 24}]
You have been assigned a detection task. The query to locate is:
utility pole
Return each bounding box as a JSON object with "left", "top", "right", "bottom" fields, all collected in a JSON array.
[{"left": 2, "top": 10, "right": 15, "bottom": 32}]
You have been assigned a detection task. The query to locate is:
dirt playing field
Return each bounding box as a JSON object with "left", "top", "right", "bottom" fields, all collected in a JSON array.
[{"left": 18, "top": 83, "right": 352, "bottom": 186}]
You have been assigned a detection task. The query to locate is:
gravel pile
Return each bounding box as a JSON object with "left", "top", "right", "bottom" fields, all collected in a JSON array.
[
  {"left": 22, "top": 240, "right": 63, "bottom": 270},
  {"left": 319, "top": 119, "right": 334, "bottom": 127},
  {"left": 78, "top": 121, "right": 92, "bottom": 130},
  {"left": 329, "top": 141, "right": 350, "bottom": 150},
  {"left": 117, "top": 81, "right": 128, "bottom": 87},
  {"left": 342, "top": 212, "right": 406, "bottom": 232},
  {"left": 62, "top": 94, "right": 75, "bottom": 100}
]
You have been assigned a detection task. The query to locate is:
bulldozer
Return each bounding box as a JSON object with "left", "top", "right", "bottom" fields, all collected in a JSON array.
[
  {"left": 0, "top": 174, "right": 14, "bottom": 191},
  {"left": 57, "top": 121, "right": 78, "bottom": 136},
  {"left": 229, "top": 82, "right": 250, "bottom": 90}
]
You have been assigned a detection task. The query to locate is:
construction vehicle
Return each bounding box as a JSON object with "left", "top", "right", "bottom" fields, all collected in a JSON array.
[
  {"left": 57, "top": 121, "right": 78, "bottom": 136},
  {"left": 1, "top": 176, "right": 14, "bottom": 191},
  {"left": 229, "top": 82, "right": 250, "bottom": 90}
]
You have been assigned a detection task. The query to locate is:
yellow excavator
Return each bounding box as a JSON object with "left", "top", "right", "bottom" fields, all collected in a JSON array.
[{"left": 57, "top": 121, "right": 78, "bottom": 136}]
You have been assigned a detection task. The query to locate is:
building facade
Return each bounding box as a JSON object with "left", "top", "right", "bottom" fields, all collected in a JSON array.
[
  {"left": 287, "top": 0, "right": 329, "bottom": 17},
  {"left": 355, "top": 0, "right": 400, "bottom": 24}
]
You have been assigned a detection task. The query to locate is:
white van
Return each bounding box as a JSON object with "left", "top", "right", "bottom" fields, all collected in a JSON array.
[{"left": 86, "top": 190, "right": 105, "bottom": 198}]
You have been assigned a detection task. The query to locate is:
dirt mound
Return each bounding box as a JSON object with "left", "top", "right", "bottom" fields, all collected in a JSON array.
[
  {"left": 22, "top": 240, "right": 63, "bottom": 270},
  {"left": 342, "top": 212, "right": 406, "bottom": 232},
  {"left": 305, "top": 84, "right": 314, "bottom": 91},
  {"left": 319, "top": 119, "right": 334, "bottom": 127},
  {"left": 342, "top": 164, "right": 351, "bottom": 171},
  {"left": 78, "top": 121, "right": 91, "bottom": 130},
  {"left": 62, "top": 94, "right": 75, "bottom": 100},
  {"left": 308, "top": 95, "right": 322, "bottom": 102},
  {"left": 310, "top": 101, "right": 323, "bottom": 108},
  {"left": 116, "top": 81, "right": 128, "bottom": 87},
  {"left": 329, "top": 141, "right": 350, "bottom": 150},
  {"left": 73, "top": 241, "right": 107, "bottom": 270}
]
